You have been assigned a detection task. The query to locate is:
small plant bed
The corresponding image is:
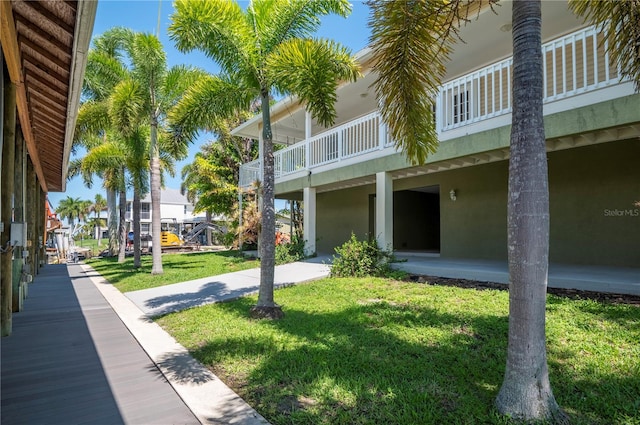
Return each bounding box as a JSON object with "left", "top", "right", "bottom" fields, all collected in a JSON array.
[
  {"left": 86, "top": 250, "right": 259, "bottom": 292},
  {"left": 157, "top": 277, "right": 639, "bottom": 425}
]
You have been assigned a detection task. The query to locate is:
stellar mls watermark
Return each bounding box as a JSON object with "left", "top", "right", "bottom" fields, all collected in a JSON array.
[{"left": 603, "top": 208, "right": 639, "bottom": 217}]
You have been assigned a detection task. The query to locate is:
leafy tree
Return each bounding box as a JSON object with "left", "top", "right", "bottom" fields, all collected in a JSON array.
[
  {"left": 181, "top": 113, "right": 259, "bottom": 244},
  {"left": 169, "top": 0, "right": 360, "bottom": 318}
]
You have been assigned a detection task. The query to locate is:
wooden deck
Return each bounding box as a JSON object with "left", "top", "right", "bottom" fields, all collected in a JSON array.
[{"left": 1, "top": 264, "right": 199, "bottom": 424}]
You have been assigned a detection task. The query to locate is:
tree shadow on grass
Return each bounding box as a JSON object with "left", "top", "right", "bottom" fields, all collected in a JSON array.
[
  {"left": 192, "top": 298, "right": 511, "bottom": 424},
  {"left": 186, "top": 292, "right": 639, "bottom": 424}
]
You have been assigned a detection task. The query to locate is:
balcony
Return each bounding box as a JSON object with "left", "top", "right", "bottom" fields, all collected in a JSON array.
[{"left": 240, "top": 25, "right": 630, "bottom": 188}]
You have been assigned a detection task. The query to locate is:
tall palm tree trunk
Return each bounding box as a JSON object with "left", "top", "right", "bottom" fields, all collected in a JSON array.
[
  {"left": 496, "top": 1, "right": 565, "bottom": 422},
  {"left": 118, "top": 178, "right": 127, "bottom": 263},
  {"left": 107, "top": 188, "right": 118, "bottom": 256},
  {"left": 150, "top": 117, "right": 163, "bottom": 274},
  {"left": 133, "top": 189, "right": 141, "bottom": 268},
  {"left": 95, "top": 210, "right": 102, "bottom": 246},
  {"left": 250, "top": 90, "right": 283, "bottom": 319}
]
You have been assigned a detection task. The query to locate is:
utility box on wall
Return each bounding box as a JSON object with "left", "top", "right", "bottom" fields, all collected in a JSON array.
[{"left": 10, "top": 222, "right": 27, "bottom": 247}]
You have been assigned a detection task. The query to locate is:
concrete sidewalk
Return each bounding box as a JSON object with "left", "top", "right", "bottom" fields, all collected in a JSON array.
[
  {"left": 78, "top": 258, "right": 330, "bottom": 424},
  {"left": 125, "top": 259, "right": 331, "bottom": 317}
]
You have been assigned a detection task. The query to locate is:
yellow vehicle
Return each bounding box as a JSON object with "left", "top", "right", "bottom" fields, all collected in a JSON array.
[{"left": 160, "top": 219, "right": 184, "bottom": 247}]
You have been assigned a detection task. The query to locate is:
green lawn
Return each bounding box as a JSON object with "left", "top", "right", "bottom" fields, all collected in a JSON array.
[
  {"left": 157, "top": 278, "right": 640, "bottom": 425},
  {"left": 86, "top": 250, "right": 259, "bottom": 292},
  {"left": 75, "top": 238, "right": 105, "bottom": 256}
]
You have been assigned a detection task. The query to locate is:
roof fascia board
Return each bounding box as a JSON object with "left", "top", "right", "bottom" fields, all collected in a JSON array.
[{"left": 60, "top": 0, "right": 97, "bottom": 191}]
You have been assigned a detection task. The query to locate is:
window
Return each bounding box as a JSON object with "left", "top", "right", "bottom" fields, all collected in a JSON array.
[
  {"left": 141, "top": 223, "right": 150, "bottom": 234},
  {"left": 141, "top": 203, "right": 150, "bottom": 220},
  {"left": 453, "top": 90, "right": 469, "bottom": 124}
]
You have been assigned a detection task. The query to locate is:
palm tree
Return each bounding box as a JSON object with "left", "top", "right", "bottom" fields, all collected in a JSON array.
[
  {"left": 107, "top": 30, "right": 207, "bottom": 275},
  {"left": 75, "top": 28, "right": 187, "bottom": 266},
  {"left": 369, "top": 1, "right": 561, "bottom": 420},
  {"left": 493, "top": 2, "right": 563, "bottom": 420},
  {"left": 91, "top": 194, "right": 107, "bottom": 245},
  {"left": 74, "top": 29, "right": 130, "bottom": 257},
  {"left": 169, "top": 0, "right": 360, "bottom": 318},
  {"left": 56, "top": 196, "right": 85, "bottom": 228},
  {"left": 80, "top": 140, "right": 129, "bottom": 262},
  {"left": 369, "top": 0, "right": 638, "bottom": 421}
]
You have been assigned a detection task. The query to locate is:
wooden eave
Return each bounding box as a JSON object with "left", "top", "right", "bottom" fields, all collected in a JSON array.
[{"left": 0, "top": 0, "right": 96, "bottom": 192}]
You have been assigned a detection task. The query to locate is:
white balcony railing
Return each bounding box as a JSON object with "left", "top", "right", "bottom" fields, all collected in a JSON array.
[{"left": 240, "top": 25, "right": 625, "bottom": 188}]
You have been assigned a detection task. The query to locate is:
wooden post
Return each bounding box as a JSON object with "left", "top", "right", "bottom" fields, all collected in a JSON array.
[
  {"left": 38, "top": 187, "right": 45, "bottom": 270},
  {"left": 0, "top": 43, "right": 4, "bottom": 332},
  {"left": 27, "top": 160, "right": 36, "bottom": 271},
  {"left": 12, "top": 127, "right": 24, "bottom": 311},
  {"left": 1, "top": 78, "right": 16, "bottom": 337}
]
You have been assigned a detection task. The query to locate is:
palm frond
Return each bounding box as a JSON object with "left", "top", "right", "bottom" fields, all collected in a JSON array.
[
  {"left": 570, "top": 0, "right": 640, "bottom": 91},
  {"left": 161, "top": 64, "right": 211, "bottom": 111},
  {"left": 168, "top": 73, "right": 257, "bottom": 144},
  {"left": 169, "top": 0, "right": 259, "bottom": 82},
  {"left": 75, "top": 100, "right": 111, "bottom": 144},
  {"left": 81, "top": 142, "right": 128, "bottom": 175},
  {"left": 83, "top": 50, "right": 128, "bottom": 100},
  {"left": 267, "top": 38, "right": 360, "bottom": 127},
  {"left": 128, "top": 32, "right": 168, "bottom": 102},
  {"left": 109, "top": 78, "right": 146, "bottom": 136},
  {"left": 92, "top": 27, "right": 135, "bottom": 59},
  {"left": 369, "top": 0, "right": 458, "bottom": 165},
  {"left": 256, "top": 0, "right": 352, "bottom": 55}
]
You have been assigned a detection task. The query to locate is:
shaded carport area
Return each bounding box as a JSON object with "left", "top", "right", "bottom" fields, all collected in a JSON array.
[{"left": 392, "top": 254, "right": 640, "bottom": 296}]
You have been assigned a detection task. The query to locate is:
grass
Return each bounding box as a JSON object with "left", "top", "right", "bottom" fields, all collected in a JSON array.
[
  {"left": 86, "top": 250, "right": 259, "bottom": 292},
  {"left": 157, "top": 278, "right": 640, "bottom": 425},
  {"left": 74, "top": 238, "right": 105, "bottom": 256}
]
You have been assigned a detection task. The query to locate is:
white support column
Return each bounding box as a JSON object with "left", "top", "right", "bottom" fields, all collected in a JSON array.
[
  {"left": 303, "top": 187, "right": 316, "bottom": 256},
  {"left": 304, "top": 110, "right": 311, "bottom": 168},
  {"left": 375, "top": 172, "right": 393, "bottom": 251},
  {"left": 237, "top": 191, "right": 243, "bottom": 251},
  {"left": 258, "top": 126, "right": 264, "bottom": 183}
]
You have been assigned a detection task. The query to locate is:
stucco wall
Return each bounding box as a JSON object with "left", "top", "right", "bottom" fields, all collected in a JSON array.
[
  {"left": 316, "top": 184, "right": 373, "bottom": 253},
  {"left": 314, "top": 139, "right": 639, "bottom": 267},
  {"left": 548, "top": 139, "right": 640, "bottom": 266}
]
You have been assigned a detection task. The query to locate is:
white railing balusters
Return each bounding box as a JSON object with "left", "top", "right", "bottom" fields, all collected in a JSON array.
[{"left": 240, "top": 25, "right": 627, "bottom": 188}]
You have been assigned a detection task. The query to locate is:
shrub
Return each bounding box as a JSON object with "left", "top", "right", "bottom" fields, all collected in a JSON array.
[
  {"left": 275, "top": 236, "right": 306, "bottom": 265},
  {"left": 331, "top": 233, "right": 396, "bottom": 278}
]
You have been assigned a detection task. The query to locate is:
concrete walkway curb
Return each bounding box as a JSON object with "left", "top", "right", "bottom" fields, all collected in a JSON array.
[
  {"left": 79, "top": 263, "right": 270, "bottom": 425},
  {"left": 125, "top": 261, "right": 331, "bottom": 317}
]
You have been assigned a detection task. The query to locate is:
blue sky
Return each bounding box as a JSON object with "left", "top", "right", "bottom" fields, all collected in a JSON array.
[{"left": 48, "top": 0, "right": 371, "bottom": 210}]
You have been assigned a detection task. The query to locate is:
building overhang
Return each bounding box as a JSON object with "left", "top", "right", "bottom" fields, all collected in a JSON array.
[{"left": 1, "top": 0, "right": 97, "bottom": 192}]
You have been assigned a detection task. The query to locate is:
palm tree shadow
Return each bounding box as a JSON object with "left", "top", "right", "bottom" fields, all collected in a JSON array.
[{"left": 196, "top": 300, "right": 510, "bottom": 422}]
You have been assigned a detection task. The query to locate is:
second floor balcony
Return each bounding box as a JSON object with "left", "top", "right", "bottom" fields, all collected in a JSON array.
[{"left": 240, "top": 25, "right": 634, "bottom": 188}]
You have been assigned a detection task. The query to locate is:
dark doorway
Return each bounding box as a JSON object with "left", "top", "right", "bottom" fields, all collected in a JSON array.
[{"left": 393, "top": 186, "right": 440, "bottom": 252}]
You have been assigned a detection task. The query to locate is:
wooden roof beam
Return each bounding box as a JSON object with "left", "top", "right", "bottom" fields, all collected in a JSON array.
[{"left": 1, "top": 0, "right": 47, "bottom": 191}]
